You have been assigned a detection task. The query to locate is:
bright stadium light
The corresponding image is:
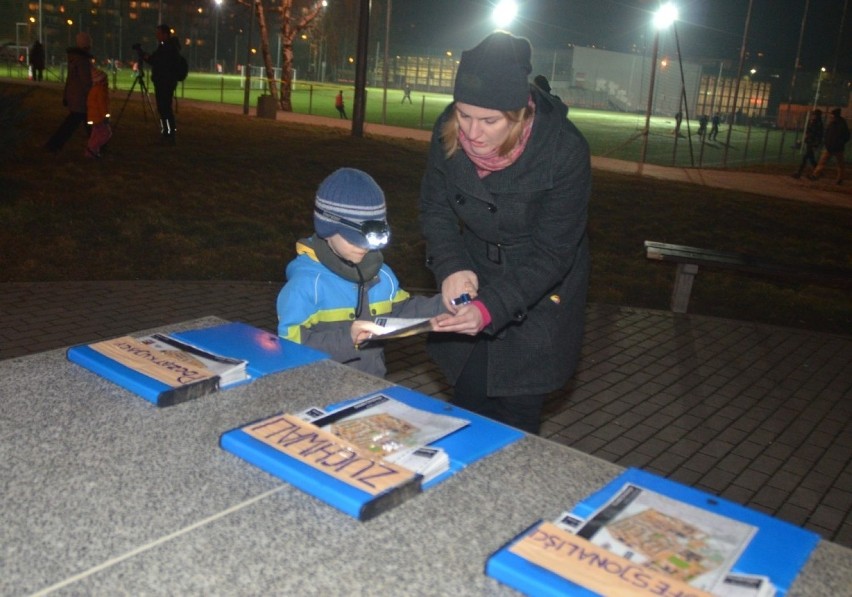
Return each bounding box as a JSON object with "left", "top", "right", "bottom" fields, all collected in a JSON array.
[
  {"left": 492, "top": 0, "right": 518, "bottom": 28},
  {"left": 653, "top": 2, "right": 678, "bottom": 30},
  {"left": 641, "top": 2, "right": 678, "bottom": 164}
]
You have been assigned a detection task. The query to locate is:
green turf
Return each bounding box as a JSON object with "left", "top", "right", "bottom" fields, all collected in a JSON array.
[{"left": 2, "top": 65, "right": 805, "bottom": 169}]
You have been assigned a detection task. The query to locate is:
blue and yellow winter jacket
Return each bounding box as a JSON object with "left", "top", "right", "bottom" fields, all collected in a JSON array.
[{"left": 276, "top": 237, "right": 443, "bottom": 378}]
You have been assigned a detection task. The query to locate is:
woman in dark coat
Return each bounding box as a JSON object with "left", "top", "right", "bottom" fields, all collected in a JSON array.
[{"left": 420, "top": 32, "right": 591, "bottom": 434}]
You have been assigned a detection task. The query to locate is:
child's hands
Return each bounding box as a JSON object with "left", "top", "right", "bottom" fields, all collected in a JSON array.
[{"left": 351, "top": 320, "right": 386, "bottom": 346}]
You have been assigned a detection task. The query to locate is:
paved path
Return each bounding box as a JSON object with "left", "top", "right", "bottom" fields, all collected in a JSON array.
[{"left": 2, "top": 96, "right": 850, "bottom": 549}]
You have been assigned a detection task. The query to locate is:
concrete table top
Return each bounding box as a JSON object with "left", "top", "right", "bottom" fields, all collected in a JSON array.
[{"left": 2, "top": 318, "right": 850, "bottom": 596}]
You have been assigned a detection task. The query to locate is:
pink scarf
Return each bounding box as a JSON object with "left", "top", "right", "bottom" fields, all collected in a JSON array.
[{"left": 458, "top": 99, "right": 535, "bottom": 178}]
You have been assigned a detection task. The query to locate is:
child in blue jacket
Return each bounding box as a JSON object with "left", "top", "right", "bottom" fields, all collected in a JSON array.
[{"left": 277, "top": 168, "right": 445, "bottom": 378}]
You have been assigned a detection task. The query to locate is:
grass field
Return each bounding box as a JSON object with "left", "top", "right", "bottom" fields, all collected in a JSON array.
[
  {"left": 1, "top": 80, "right": 850, "bottom": 336},
  {"left": 2, "top": 64, "right": 806, "bottom": 169}
]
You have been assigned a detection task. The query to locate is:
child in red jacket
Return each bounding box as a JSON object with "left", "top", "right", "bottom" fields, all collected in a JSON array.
[{"left": 85, "top": 66, "right": 111, "bottom": 158}]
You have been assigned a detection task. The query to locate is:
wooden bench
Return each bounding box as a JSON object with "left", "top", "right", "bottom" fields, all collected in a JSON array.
[{"left": 644, "top": 240, "right": 852, "bottom": 313}]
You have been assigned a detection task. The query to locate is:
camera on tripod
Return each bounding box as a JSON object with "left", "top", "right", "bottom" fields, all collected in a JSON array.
[{"left": 131, "top": 43, "right": 146, "bottom": 75}]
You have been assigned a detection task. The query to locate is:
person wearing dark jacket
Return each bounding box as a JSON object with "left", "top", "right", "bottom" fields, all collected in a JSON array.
[
  {"left": 420, "top": 31, "right": 591, "bottom": 434},
  {"left": 44, "top": 32, "right": 93, "bottom": 153},
  {"left": 30, "top": 40, "right": 45, "bottom": 81},
  {"left": 144, "top": 24, "right": 181, "bottom": 145},
  {"left": 793, "top": 109, "right": 823, "bottom": 179},
  {"left": 810, "top": 108, "right": 850, "bottom": 185}
]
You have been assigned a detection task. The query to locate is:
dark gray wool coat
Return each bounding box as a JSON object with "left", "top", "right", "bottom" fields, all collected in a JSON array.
[{"left": 420, "top": 87, "right": 591, "bottom": 396}]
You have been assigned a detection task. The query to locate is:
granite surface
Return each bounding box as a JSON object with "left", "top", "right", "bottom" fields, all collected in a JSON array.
[{"left": 2, "top": 317, "right": 850, "bottom": 596}]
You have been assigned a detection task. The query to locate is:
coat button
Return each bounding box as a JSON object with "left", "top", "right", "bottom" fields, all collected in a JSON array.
[
  {"left": 426, "top": 256, "right": 433, "bottom": 266},
  {"left": 455, "top": 194, "right": 466, "bottom": 205},
  {"left": 488, "top": 204, "right": 498, "bottom": 213},
  {"left": 513, "top": 310, "right": 526, "bottom": 322}
]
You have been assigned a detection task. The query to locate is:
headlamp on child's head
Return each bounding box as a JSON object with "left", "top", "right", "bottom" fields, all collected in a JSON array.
[{"left": 314, "top": 207, "right": 390, "bottom": 249}]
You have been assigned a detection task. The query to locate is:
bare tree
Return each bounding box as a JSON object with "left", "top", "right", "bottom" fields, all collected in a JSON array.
[
  {"left": 239, "top": 0, "right": 327, "bottom": 111},
  {"left": 277, "top": 1, "right": 327, "bottom": 111}
]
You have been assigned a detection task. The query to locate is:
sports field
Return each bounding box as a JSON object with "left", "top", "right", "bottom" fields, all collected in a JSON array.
[{"left": 2, "top": 64, "right": 803, "bottom": 169}]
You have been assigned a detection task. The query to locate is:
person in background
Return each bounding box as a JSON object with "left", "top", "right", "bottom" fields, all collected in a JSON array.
[
  {"left": 708, "top": 112, "right": 721, "bottom": 140},
  {"left": 277, "top": 168, "right": 444, "bottom": 379},
  {"left": 335, "top": 90, "right": 348, "bottom": 119},
  {"left": 809, "top": 108, "right": 850, "bottom": 185},
  {"left": 143, "top": 24, "right": 181, "bottom": 145},
  {"left": 697, "top": 114, "right": 708, "bottom": 138},
  {"left": 30, "top": 40, "right": 45, "bottom": 82},
  {"left": 44, "top": 32, "right": 93, "bottom": 153},
  {"left": 419, "top": 31, "right": 591, "bottom": 434},
  {"left": 401, "top": 83, "right": 412, "bottom": 104},
  {"left": 85, "top": 65, "right": 111, "bottom": 159},
  {"left": 792, "top": 109, "right": 823, "bottom": 179}
]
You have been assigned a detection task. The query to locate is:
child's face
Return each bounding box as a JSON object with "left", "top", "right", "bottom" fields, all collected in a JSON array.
[{"left": 326, "top": 234, "right": 369, "bottom": 264}]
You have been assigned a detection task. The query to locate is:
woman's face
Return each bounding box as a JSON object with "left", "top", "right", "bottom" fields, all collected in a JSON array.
[{"left": 455, "top": 102, "right": 512, "bottom": 156}]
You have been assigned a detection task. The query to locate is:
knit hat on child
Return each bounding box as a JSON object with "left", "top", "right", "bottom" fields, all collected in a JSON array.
[{"left": 314, "top": 168, "right": 389, "bottom": 250}]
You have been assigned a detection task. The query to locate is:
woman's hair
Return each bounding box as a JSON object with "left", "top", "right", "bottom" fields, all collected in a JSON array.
[{"left": 440, "top": 104, "right": 533, "bottom": 159}]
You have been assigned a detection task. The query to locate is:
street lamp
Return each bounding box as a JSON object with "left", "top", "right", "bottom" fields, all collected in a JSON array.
[
  {"left": 381, "top": 0, "right": 392, "bottom": 124},
  {"left": 492, "top": 0, "right": 518, "bottom": 28},
  {"left": 640, "top": 2, "right": 678, "bottom": 164},
  {"left": 214, "top": 0, "right": 223, "bottom": 73},
  {"left": 812, "top": 67, "right": 826, "bottom": 111}
]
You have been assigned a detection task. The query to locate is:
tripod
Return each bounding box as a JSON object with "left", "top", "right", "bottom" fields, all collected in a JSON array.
[{"left": 113, "top": 70, "right": 156, "bottom": 132}]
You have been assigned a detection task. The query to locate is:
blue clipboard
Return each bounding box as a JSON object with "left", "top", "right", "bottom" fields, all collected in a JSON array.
[
  {"left": 219, "top": 386, "right": 524, "bottom": 518},
  {"left": 487, "top": 468, "right": 820, "bottom": 596}
]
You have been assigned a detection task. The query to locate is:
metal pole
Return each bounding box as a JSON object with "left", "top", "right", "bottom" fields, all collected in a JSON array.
[
  {"left": 673, "top": 24, "right": 694, "bottom": 167},
  {"left": 214, "top": 3, "right": 220, "bottom": 73},
  {"left": 352, "top": 0, "right": 370, "bottom": 137},
  {"left": 38, "top": 0, "right": 43, "bottom": 43},
  {"left": 243, "top": 0, "right": 254, "bottom": 115},
  {"left": 780, "top": 0, "right": 809, "bottom": 156},
  {"left": 812, "top": 70, "right": 824, "bottom": 111},
  {"left": 640, "top": 31, "right": 660, "bottom": 164},
  {"left": 381, "top": 0, "right": 391, "bottom": 124},
  {"left": 722, "top": 0, "right": 753, "bottom": 167}
]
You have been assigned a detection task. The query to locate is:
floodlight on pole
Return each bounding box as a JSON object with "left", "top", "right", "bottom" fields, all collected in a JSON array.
[
  {"left": 812, "top": 67, "right": 826, "bottom": 111},
  {"left": 492, "top": 1, "right": 518, "bottom": 28},
  {"left": 653, "top": 3, "right": 678, "bottom": 29},
  {"left": 640, "top": 2, "right": 678, "bottom": 165},
  {"left": 214, "top": 0, "right": 223, "bottom": 74}
]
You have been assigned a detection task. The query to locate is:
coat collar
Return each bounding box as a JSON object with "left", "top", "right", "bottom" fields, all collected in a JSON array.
[{"left": 438, "top": 87, "right": 564, "bottom": 197}]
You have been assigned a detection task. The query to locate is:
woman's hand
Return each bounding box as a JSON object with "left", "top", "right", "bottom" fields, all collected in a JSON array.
[
  {"left": 441, "top": 270, "right": 479, "bottom": 312},
  {"left": 432, "top": 305, "right": 484, "bottom": 336}
]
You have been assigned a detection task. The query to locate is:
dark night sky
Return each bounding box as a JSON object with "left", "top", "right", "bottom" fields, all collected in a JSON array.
[{"left": 390, "top": 0, "right": 851, "bottom": 73}]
